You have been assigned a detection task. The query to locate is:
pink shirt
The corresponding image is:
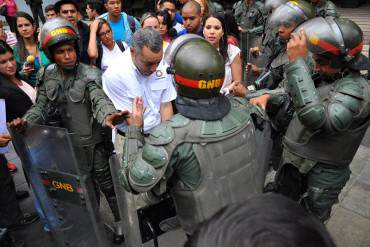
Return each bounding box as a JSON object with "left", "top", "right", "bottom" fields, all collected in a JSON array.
[{"left": 0, "top": 0, "right": 17, "bottom": 17}]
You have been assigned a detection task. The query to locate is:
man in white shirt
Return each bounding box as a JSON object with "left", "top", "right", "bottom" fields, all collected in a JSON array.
[{"left": 103, "top": 28, "right": 176, "bottom": 136}]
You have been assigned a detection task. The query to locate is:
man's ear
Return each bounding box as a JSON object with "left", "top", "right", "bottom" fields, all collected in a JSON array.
[{"left": 130, "top": 47, "right": 135, "bottom": 58}]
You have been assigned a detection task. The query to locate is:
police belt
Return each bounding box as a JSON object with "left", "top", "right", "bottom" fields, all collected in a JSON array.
[{"left": 117, "top": 128, "right": 149, "bottom": 137}]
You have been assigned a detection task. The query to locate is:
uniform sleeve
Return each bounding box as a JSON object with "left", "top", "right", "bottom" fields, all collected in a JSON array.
[
  {"left": 87, "top": 80, "right": 117, "bottom": 125},
  {"left": 286, "top": 59, "right": 365, "bottom": 132},
  {"left": 23, "top": 75, "right": 48, "bottom": 124},
  {"left": 120, "top": 125, "right": 200, "bottom": 194}
]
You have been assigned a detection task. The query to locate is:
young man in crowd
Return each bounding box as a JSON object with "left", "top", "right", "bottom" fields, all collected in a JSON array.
[
  {"left": 99, "top": 0, "right": 140, "bottom": 45},
  {"left": 178, "top": 0, "right": 203, "bottom": 36},
  {"left": 86, "top": 0, "right": 105, "bottom": 21},
  {"left": 55, "top": 0, "right": 90, "bottom": 64},
  {"left": 44, "top": 4, "right": 57, "bottom": 21},
  {"left": 158, "top": 0, "right": 185, "bottom": 33}
]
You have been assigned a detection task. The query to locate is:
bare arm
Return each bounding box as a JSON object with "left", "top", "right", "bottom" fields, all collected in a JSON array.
[
  {"left": 87, "top": 20, "right": 100, "bottom": 61},
  {"left": 231, "top": 53, "right": 242, "bottom": 83},
  {"left": 160, "top": 101, "right": 173, "bottom": 122}
]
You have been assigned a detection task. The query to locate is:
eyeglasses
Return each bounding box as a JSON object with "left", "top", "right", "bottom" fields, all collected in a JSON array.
[{"left": 98, "top": 29, "right": 112, "bottom": 37}]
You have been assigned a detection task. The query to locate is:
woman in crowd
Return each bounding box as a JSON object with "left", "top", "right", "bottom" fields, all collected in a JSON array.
[
  {"left": 203, "top": 13, "right": 242, "bottom": 93},
  {"left": 156, "top": 10, "right": 177, "bottom": 50},
  {"left": 140, "top": 12, "right": 160, "bottom": 30},
  {"left": 88, "top": 18, "right": 127, "bottom": 72},
  {"left": 0, "top": 40, "right": 39, "bottom": 236},
  {"left": 13, "top": 12, "right": 49, "bottom": 87},
  {"left": 0, "top": 0, "right": 17, "bottom": 33}
]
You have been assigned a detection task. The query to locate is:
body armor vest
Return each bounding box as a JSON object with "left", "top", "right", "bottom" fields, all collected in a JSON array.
[
  {"left": 42, "top": 64, "right": 102, "bottom": 147},
  {"left": 145, "top": 98, "right": 271, "bottom": 234},
  {"left": 284, "top": 73, "right": 370, "bottom": 166}
]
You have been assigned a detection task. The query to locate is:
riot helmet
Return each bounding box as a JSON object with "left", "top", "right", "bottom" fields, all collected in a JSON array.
[
  {"left": 296, "top": 17, "right": 370, "bottom": 70},
  {"left": 40, "top": 17, "right": 79, "bottom": 61},
  {"left": 269, "top": 0, "right": 315, "bottom": 29},
  {"left": 264, "top": 0, "right": 288, "bottom": 13},
  {"left": 164, "top": 34, "right": 230, "bottom": 121}
]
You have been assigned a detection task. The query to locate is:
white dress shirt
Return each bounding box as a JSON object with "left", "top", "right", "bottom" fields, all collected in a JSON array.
[{"left": 103, "top": 49, "right": 177, "bottom": 133}]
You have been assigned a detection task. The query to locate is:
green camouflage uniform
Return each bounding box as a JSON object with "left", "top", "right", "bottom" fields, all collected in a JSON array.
[
  {"left": 314, "top": 0, "right": 339, "bottom": 17},
  {"left": 233, "top": 0, "right": 265, "bottom": 33},
  {"left": 275, "top": 58, "right": 370, "bottom": 221},
  {"left": 24, "top": 63, "right": 121, "bottom": 221}
]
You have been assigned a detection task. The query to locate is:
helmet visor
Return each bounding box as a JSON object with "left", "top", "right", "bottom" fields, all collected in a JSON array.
[{"left": 268, "top": 2, "right": 309, "bottom": 29}]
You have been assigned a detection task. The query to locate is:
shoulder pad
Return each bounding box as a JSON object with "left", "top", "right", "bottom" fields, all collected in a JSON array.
[
  {"left": 80, "top": 64, "right": 102, "bottom": 86},
  {"left": 146, "top": 123, "right": 174, "bottom": 145},
  {"left": 142, "top": 144, "right": 168, "bottom": 169},
  {"left": 200, "top": 98, "right": 250, "bottom": 138},
  {"left": 167, "top": 114, "right": 190, "bottom": 128},
  {"left": 335, "top": 78, "right": 364, "bottom": 100}
]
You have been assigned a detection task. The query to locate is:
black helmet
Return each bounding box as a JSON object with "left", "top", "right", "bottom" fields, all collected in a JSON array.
[
  {"left": 269, "top": 0, "right": 315, "bottom": 28},
  {"left": 296, "top": 17, "right": 370, "bottom": 70},
  {"left": 40, "top": 17, "right": 79, "bottom": 61},
  {"left": 164, "top": 34, "right": 230, "bottom": 121}
]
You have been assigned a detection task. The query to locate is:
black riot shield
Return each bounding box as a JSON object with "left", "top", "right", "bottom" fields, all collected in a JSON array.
[
  {"left": 10, "top": 125, "right": 111, "bottom": 247},
  {"left": 109, "top": 154, "right": 177, "bottom": 247}
]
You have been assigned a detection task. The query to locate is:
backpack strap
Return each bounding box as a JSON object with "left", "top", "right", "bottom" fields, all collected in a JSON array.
[
  {"left": 127, "top": 15, "right": 136, "bottom": 33},
  {"left": 116, "top": 40, "right": 126, "bottom": 52}
]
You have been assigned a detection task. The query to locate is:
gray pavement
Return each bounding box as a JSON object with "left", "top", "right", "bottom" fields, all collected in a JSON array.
[{"left": 4, "top": 124, "right": 370, "bottom": 247}]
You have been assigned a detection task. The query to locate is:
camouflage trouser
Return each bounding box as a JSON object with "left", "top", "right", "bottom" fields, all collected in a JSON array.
[{"left": 275, "top": 162, "right": 351, "bottom": 222}]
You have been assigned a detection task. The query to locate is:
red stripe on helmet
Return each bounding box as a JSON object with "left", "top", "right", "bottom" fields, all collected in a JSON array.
[
  {"left": 348, "top": 41, "right": 363, "bottom": 56},
  {"left": 175, "top": 74, "right": 201, "bottom": 88},
  {"left": 317, "top": 38, "right": 341, "bottom": 56},
  {"left": 42, "top": 27, "right": 77, "bottom": 49}
]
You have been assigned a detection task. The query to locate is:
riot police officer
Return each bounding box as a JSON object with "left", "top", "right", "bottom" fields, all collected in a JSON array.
[
  {"left": 251, "top": 0, "right": 315, "bottom": 89},
  {"left": 118, "top": 34, "right": 272, "bottom": 236},
  {"left": 255, "top": 17, "right": 370, "bottom": 221},
  {"left": 310, "top": 0, "right": 339, "bottom": 18},
  {"left": 9, "top": 18, "right": 126, "bottom": 238},
  {"left": 233, "top": 0, "right": 265, "bottom": 33}
]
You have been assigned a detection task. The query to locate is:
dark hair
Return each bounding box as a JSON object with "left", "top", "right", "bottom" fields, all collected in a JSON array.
[
  {"left": 186, "top": 193, "right": 336, "bottom": 247},
  {"left": 54, "top": 0, "right": 80, "bottom": 14},
  {"left": 182, "top": 0, "right": 202, "bottom": 15},
  {"left": 224, "top": 9, "right": 240, "bottom": 42},
  {"left": 0, "top": 40, "right": 14, "bottom": 55},
  {"left": 159, "top": 0, "right": 176, "bottom": 6},
  {"left": 15, "top": 12, "right": 38, "bottom": 61},
  {"left": 157, "top": 10, "right": 172, "bottom": 30},
  {"left": 96, "top": 18, "right": 112, "bottom": 41},
  {"left": 44, "top": 4, "right": 55, "bottom": 13},
  {"left": 203, "top": 13, "right": 228, "bottom": 63},
  {"left": 87, "top": 0, "right": 105, "bottom": 15}
]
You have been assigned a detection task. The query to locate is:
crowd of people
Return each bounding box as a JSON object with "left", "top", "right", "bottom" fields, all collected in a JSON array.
[{"left": 1, "top": 0, "right": 370, "bottom": 246}]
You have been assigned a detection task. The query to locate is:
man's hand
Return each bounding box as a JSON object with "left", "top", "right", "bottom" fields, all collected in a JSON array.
[
  {"left": 127, "top": 97, "right": 144, "bottom": 128},
  {"left": 246, "top": 63, "right": 261, "bottom": 76},
  {"left": 8, "top": 118, "right": 27, "bottom": 132},
  {"left": 0, "top": 134, "right": 11, "bottom": 147},
  {"left": 249, "top": 94, "right": 271, "bottom": 110},
  {"left": 90, "top": 19, "right": 101, "bottom": 33},
  {"left": 250, "top": 47, "right": 261, "bottom": 57},
  {"left": 22, "top": 63, "right": 35, "bottom": 77},
  {"left": 229, "top": 81, "right": 247, "bottom": 97},
  {"left": 105, "top": 111, "right": 130, "bottom": 129},
  {"left": 287, "top": 28, "right": 308, "bottom": 62}
]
